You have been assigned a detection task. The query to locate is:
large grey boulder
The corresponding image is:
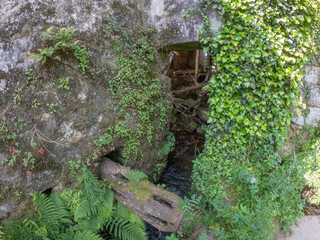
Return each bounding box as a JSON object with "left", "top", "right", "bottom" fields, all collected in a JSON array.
[{"left": 0, "top": 0, "right": 223, "bottom": 221}]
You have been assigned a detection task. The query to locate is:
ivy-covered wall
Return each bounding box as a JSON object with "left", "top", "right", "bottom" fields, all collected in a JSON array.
[{"left": 181, "top": 1, "right": 320, "bottom": 239}]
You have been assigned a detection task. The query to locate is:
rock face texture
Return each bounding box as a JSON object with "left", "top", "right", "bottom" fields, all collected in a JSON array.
[
  {"left": 0, "top": 0, "right": 222, "bottom": 221},
  {"left": 292, "top": 66, "right": 320, "bottom": 128}
]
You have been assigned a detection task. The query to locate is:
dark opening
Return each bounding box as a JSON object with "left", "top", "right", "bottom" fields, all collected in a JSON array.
[
  {"left": 42, "top": 187, "right": 53, "bottom": 196},
  {"left": 114, "top": 172, "right": 129, "bottom": 182},
  {"left": 103, "top": 150, "right": 129, "bottom": 182},
  {"left": 153, "top": 196, "right": 173, "bottom": 209},
  {"left": 164, "top": 49, "right": 212, "bottom": 134},
  {"left": 105, "top": 149, "right": 124, "bottom": 164},
  {"left": 148, "top": 215, "right": 168, "bottom": 226}
]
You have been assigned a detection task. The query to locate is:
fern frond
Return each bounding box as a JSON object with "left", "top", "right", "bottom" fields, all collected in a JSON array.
[
  {"left": 34, "top": 226, "right": 49, "bottom": 239},
  {"left": 117, "top": 204, "right": 146, "bottom": 231},
  {"left": 75, "top": 230, "right": 104, "bottom": 240},
  {"left": 106, "top": 215, "right": 147, "bottom": 240},
  {"left": 0, "top": 226, "right": 4, "bottom": 240},
  {"left": 78, "top": 200, "right": 114, "bottom": 232},
  {"left": 78, "top": 214, "right": 102, "bottom": 232},
  {"left": 74, "top": 199, "right": 91, "bottom": 221},
  {"left": 49, "top": 191, "right": 73, "bottom": 224},
  {"left": 31, "top": 192, "right": 60, "bottom": 223},
  {"left": 59, "top": 229, "right": 103, "bottom": 240},
  {"left": 126, "top": 169, "right": 148, "bottom": 183},
  {"left": 116, "top": 203, "right": 131, "bottom": 219},
  {"left": 103, "top": 189, "right": 114, "bottom": 207},
  {"left": 116, "top": 203, "right": 146, "bottom": 231},
  {"left": 79, "top": 169, "right": 104, "bottom": 214}
]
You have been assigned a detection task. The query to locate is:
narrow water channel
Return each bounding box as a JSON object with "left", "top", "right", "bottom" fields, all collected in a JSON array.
[{"left": 147, "top": 131, "right": 204, "bottom": 240}]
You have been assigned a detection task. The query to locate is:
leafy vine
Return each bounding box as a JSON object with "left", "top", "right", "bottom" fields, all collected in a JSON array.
[{"left": 183, "top": 0, "right": 320, "bottom": 239}]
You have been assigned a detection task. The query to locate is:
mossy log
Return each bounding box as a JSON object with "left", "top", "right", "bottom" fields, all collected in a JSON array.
[{"left": 99, "top": 158, "right": 184, "bottom": 232}]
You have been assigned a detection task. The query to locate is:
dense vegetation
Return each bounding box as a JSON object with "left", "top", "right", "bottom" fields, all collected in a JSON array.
[
  {"left": 179, "top": 0, "right": 320, "bottom": 239},
  {"left": 0, "top": 169, "right": 147, "bottom": 240},
  {"left": 2, "top": 1, "right": 320, "bottom": 240}
]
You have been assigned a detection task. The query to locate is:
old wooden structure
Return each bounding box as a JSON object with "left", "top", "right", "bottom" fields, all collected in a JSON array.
[{"left": 99, "top": 158, "right": 184, "bottom": 232}]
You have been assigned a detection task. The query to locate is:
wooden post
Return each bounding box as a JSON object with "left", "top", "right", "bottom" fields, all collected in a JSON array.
[{"left": 195, "top": 50, "right": 200, "bottom": 81}]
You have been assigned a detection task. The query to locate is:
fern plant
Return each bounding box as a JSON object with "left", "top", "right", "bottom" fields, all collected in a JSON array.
[
  {"left": 0, "top": 227, "right": 4, "bottom": 240},
  {"left": 107, "top": 203, "right": 146, "bottom": 240},
  {"left": 1, "top": 168, "right": 147, "bottom": 240},
  {"left": 29, "top": 27, "right": 89, "bottom": 73},
  {"left": 126, "top": 169, "right": 148, "bottom": 183},
  {"left": 59, "top": 230, "right": 104, "bottom": 240},
  {"left": 158, "top": 132, "right": 175, "bottom": 159}
]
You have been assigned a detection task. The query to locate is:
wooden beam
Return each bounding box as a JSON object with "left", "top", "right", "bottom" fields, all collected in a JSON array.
[{"left": 99, "top": 158, "right": 184, "bottom": 232}]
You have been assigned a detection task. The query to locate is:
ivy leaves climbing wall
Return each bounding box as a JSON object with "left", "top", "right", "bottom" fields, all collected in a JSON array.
[{"left": 184, "top": 0, "right": 320, "bottom": 239}]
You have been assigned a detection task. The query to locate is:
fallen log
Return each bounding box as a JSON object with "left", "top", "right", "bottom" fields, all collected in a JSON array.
[{"left": 99, "top": 158, "right": 184, "bottom": 232}]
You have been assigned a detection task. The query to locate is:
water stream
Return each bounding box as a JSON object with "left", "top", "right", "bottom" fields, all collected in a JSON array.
[{"left": 147, "top": 131, "right": 204, "bottom": 240}]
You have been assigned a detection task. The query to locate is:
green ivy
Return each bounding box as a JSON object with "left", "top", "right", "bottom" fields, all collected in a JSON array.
[{"left": 184, "top": 0, "right": 320, "bottom": 239}]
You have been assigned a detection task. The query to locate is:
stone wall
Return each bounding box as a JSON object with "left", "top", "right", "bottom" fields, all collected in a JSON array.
[{"left": 292, "top": 66, "right": 320, "bottom": 128}]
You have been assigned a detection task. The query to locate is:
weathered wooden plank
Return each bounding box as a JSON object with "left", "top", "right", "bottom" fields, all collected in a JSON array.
[{"left": 99, "top": 158, "right": 184, "bottom": 232}]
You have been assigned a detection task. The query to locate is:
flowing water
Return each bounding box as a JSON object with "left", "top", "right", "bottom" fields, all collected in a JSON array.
[{"left": 147, "top": 131, "right": 204, "bottom": 240}]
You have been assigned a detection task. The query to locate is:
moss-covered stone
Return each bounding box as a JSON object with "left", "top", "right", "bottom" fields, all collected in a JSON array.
[{"left": 0, "top": 0, "right": 223, "bottom": 222}]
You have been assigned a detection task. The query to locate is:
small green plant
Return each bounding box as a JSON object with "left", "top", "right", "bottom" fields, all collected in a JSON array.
[
  {"left": 166, "top": 231, "right": 183, "bottom": 240},
  {"left": 0, "top": 115, "right": 41, "bottom": 171},
  {"left": 126, "top": 169, "right": 148, "bottom": 183},
  {"left": 298, "top": 124, "right": 320, "bottom": 205},
  {"left": 0, "top": 122, "right": 8, "bottom": 141},
  {"left": 11, "top": 116, "right": 24, "bottom": 131},
  {"left": 25, "top": 68, "right": 39, "bottom": 90},
  {"left": 158, "top": 132, "right": 175, "bottom": 159},
  {"left": 156, "top": 183, "right": 166, "bottom": 188},
  {"left": 153, "top": 163, "right": 166, "bottom": 182},
  {"left": 68, "top": 159, "right": 82, "bottom": 174},
  {"left": 46, "top": 103, "right": 58, "bottom": 114},
  {"left": 58, "top": 77, "right": 70, "bottom": 90},
  {"left": 13, "top": 88, "right": 22, "bottom": 105},
  {"left": 30, "top": 27, "right": 90, "bottom": 74},
  {"left": 60, "top": 188, "right": 82, "bottom": 214},
  {"left": 31, "top": 99, "right": 40, "bottom": 109},
  {"left": 14, "top": 190, "right": 22, "bottom": 198},
  {"left": 22, "top": 152, "right": 35, "bottom": 168}
]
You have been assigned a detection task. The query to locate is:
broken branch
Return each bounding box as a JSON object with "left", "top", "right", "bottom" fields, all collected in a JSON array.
[
  {"left": 185, "top": 67, "right": 199, "bottom": 86},
  {"left": 172, "top": 83, "right": 207, "bottom": 95}
]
